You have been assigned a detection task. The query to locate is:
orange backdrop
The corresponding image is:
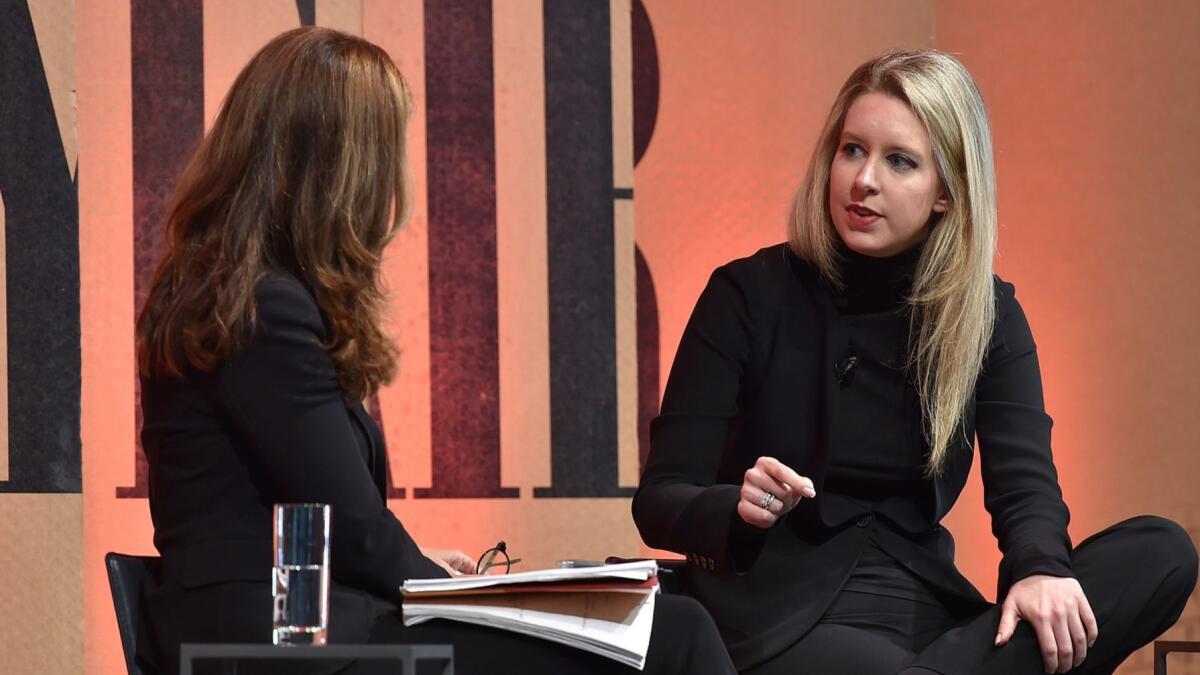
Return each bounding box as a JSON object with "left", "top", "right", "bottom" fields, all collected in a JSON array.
[{"left": 0, "top": 1, "right": 1197, "bottom": 673}]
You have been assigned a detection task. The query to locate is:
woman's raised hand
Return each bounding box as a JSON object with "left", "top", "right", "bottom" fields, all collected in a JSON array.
[{"left": 737, "top": 456, "right": 816, "bottom": 529}]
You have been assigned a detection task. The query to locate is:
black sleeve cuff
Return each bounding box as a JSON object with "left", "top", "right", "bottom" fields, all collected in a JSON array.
[{"left": 998, "top": 541, "right": 1074, "bottom": 597}]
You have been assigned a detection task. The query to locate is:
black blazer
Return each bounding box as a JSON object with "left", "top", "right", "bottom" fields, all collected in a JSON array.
[
  {"left": 632, "top": 244, "right": 1073, "bottom": 670},
  {"left": 137, "top": 275, "right": 446, "bottom": 673}
]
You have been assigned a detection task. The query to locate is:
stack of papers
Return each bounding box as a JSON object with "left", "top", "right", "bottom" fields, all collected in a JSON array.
[{"left": 402, "top": 560, "right": 659, "bottom": 670}]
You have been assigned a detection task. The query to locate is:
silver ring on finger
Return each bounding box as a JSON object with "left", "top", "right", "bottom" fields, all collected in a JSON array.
[{"left": 758, "top": 492, "right": 776, "bottom": 510}]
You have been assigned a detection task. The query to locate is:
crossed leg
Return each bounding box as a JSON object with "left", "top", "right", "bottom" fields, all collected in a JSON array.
[{"left": 906, "top": 516, "right": 1197, "bottom": 675}]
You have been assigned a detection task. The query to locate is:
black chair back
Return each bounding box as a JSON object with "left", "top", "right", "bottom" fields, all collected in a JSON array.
[{"left": 105, "top": 552, "right": 159, "bottom": 675}]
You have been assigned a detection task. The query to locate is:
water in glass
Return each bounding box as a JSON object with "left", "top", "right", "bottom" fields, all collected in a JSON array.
[{"left": 273, "top": 503, "right": 331, "bottom": 645}]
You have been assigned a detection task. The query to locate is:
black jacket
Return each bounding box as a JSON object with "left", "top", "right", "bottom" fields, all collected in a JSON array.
[
  {"left": 138, "top": 275, "right": 446, "bottom": 673},
  {"left": 632, "top": 244, "right": 1072, "bottom": 670}
]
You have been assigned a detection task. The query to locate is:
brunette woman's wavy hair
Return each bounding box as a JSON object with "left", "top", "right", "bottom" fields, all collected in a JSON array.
[{"left": 136, "top": 27, "right": 412, "bottom": 402}]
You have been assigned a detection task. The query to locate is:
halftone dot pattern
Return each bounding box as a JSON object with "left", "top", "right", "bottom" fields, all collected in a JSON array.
[
  {"left": 0, "top": 495, "right": 83, "bottom": 673},
  {"left": 20, "top": 2, "right": 1200, "bottom": 675}
]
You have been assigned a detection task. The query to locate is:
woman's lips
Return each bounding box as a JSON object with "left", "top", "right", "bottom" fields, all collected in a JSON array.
[{"left": 846, "top": 204, "right": 881, "bottom": 228}]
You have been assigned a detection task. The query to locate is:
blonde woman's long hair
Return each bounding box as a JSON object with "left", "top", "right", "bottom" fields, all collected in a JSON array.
[{"left": 789, "top": 50, "right": 998, "bottom": 476}]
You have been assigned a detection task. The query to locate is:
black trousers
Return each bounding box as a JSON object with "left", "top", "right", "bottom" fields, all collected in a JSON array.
[{"left": 744, "top": 516, "right": 1197, "bottom": 675}]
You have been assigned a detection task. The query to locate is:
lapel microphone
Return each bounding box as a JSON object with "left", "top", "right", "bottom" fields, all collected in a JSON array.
[{"left": 834, "top": 342, "right": 858, "bottom": 387}]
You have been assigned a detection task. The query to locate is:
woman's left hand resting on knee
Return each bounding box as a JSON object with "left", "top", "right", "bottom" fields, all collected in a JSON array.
[{"left": 995, "top": 574, "right": 1098, "bottom": 673}]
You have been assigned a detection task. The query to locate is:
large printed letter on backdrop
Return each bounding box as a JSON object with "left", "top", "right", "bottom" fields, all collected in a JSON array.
[
  {"left": 1, "top": 1, "right": 84, "bottom": 672},
  {"left": 0, "top": 0, "right": 81, "bottom": 495}
]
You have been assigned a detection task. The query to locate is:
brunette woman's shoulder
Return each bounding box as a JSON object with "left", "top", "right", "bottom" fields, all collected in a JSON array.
[{"left": 249, "top": 272, "right": 327, "bottom": 337}]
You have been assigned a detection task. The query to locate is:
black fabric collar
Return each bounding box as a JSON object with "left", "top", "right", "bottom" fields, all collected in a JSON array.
[{"left": 836, "top": 240, "right": 923, "bottom": 314}]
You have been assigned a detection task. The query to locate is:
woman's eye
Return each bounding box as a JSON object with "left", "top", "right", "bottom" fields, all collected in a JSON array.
[
  {"left": 887, "top": 153, "right": 918, "bottom": 171},
  {"left": 841, "top": 143, "right": 864, "bottom": 157}
]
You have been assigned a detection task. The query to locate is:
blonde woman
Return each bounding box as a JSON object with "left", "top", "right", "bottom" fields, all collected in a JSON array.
[{"left": 633, "top": 50, "right": 1195, "bottom": 674}]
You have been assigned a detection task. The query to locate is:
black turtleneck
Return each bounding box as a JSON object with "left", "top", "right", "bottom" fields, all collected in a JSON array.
[
  {"left": 822, "top": 241, "right": 933, "bottom": 527},
  {"left": 822, "top": 241, "right": 943, "bottom": 605},
  {"left": 836, "top": 241, "right": 922, "bottom": 314}
]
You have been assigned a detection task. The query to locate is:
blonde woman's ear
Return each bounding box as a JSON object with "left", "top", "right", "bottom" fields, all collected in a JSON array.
[{"left": 932, "top": 192, "right": 950, "bottom": 213}]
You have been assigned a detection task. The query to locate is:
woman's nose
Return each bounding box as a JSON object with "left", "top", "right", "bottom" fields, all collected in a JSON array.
[{"left": 853, "top": 161, "right": 879, "bottom": 196}]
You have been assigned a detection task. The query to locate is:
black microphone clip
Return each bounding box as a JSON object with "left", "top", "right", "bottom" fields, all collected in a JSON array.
[{"left": 834, "top": 343, "right": 858, "bottom": 387}]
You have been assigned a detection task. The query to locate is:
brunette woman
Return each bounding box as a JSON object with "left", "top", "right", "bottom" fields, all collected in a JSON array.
[{"left": 136, "top": 27, "right": 733, "bottom": 675}]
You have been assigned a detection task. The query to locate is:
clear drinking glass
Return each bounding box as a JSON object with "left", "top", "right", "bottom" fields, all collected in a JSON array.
[{"left": 273, "top": 503, "right": 331, "bottom": 646}]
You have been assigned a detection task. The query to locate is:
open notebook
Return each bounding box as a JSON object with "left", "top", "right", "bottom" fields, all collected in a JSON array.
[{"left": 402, "top": 560, "right": 659, "bottom": 670}]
